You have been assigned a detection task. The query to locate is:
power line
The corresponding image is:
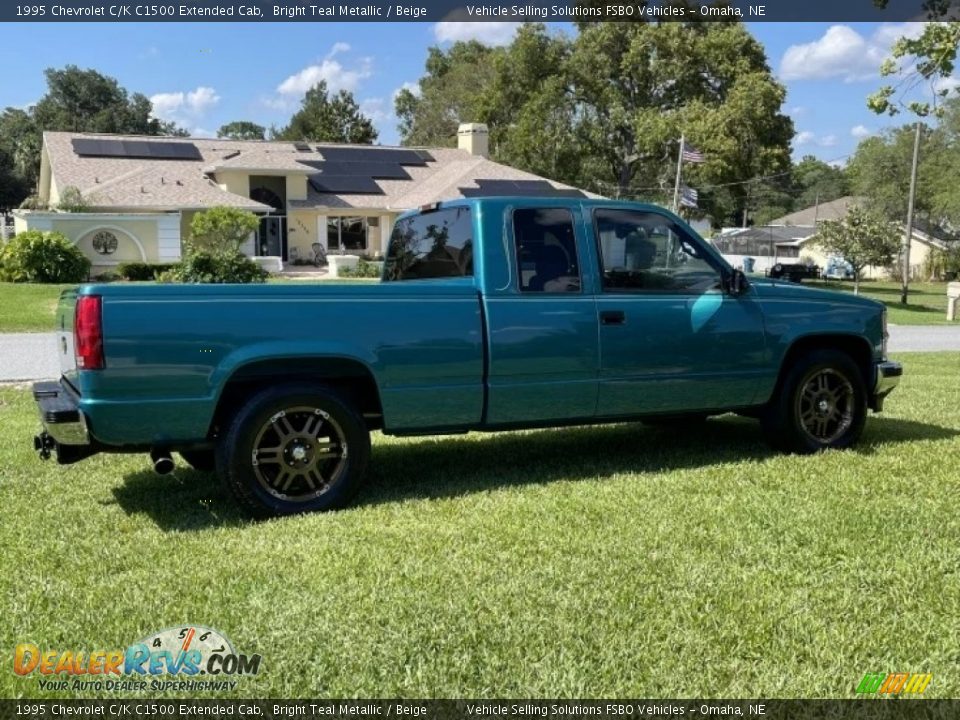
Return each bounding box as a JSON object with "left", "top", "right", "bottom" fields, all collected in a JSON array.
[{"left": 591, "top": 151, "right": 854, "bottom": 197}]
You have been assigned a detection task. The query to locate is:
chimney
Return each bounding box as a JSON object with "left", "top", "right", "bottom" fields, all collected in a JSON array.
[{"left": 457, "top": 123, "right": 489, "bottom": 158}]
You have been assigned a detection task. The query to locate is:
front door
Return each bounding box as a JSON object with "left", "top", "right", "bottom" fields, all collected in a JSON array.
[
  {"left": 592, "top": 207, "right": 768, "bottom": 417},
  {"left": 257, "top": 215, "right": 287, "bottom": 260}
]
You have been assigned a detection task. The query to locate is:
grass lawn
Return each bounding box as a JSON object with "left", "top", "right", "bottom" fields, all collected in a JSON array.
[
  {"left": 805, "top": 279, "right": 955, "bottom": 326},
  {"left": 0, "top": 283, "right": 74, "bottom": 333},
  {"left": 2, "top": 353, "right": 959, "bottom": 699}
]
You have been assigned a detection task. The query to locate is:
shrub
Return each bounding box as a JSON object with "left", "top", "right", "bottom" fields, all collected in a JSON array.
[
  {"left": 161, "top": 249, "right": 268, "bottom": 284},
  {"left": 0, "top": 230, "right": 90, "bottom": 283},
  {"left": 189, "top": 207, "right": 259, "bottom": 252},
  {"left": 116, "top": 262, "right": 176, "bottom": 281},
  {"left": 57, "top": 186, "right": 90, "bottom": 213},
  {"left": 339, "top": 259, "right": 383, "bottom": 279}
]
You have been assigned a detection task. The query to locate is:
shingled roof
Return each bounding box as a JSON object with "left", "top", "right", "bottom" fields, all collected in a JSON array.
[{"left": 43, "top": 131, "right": 589, "bottom": 212}]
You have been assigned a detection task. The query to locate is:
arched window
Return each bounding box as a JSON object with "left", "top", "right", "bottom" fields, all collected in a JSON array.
[{"left": 251, "top": 186, "right": 284, "bottom": 211}]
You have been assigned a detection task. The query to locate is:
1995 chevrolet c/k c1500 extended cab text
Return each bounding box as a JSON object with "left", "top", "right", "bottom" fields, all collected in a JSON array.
[{"left": 32, "top": 198, "right": 902, "bottom": 516}]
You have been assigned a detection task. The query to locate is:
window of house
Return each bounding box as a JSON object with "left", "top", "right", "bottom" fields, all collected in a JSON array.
[
  {"left": 327, "top": 216, "right": 368, "bottom": 251},
  {"left": 384, "top": 206, "right": 473, "bottom": 281},
  {"left": 594, "top": 208, "right": 720, "bottom": 294},
  {"left": 513, "top": 208, "right": 580, "bottom": 293}
]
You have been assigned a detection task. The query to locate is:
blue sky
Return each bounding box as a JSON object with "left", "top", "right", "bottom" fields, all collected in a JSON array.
[{"left": 0, "top": 21, "right": 939, "bottom": 162}]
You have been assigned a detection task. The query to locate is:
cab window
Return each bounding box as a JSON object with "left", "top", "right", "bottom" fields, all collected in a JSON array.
[
  {"left": 384, "top": 206, "right": 473, "bottom": 281},
  {"left": 594, "top": 208, "right": 720, "bottom": 294},
  {"left": 513, "top": 208, "right": 581, "bottom": 293}
]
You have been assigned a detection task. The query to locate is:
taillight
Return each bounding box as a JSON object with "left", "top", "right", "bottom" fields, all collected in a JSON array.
[{"left": 75, "top": 295, "right": 104, "bottom": 370}]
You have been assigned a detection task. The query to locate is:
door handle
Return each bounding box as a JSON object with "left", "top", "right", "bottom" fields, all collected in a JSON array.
[{"left": 600, "top": 310, "right": 626, "bottom": 326}]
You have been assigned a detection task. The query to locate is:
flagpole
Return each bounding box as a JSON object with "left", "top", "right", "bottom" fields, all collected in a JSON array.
[{"left": 672, "top": 133, "right": 684, "bottom": 213}]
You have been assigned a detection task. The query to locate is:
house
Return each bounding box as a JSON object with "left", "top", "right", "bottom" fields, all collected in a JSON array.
[
  {"left": 712, "top": 196, "right": 951, "bottom": 279},
  {"left": 12, "top": 123, "right": 588, "bottom": 275}
]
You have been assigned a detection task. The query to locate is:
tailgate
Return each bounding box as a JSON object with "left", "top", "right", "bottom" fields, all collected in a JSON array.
[{"left": 56, "top": 287, "right": 79, "bottom": 381}]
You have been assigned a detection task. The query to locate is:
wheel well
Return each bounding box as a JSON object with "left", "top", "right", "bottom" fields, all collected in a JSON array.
[
  {"left": 209, "top": 357, "right": 384, "bottom": 437},
  {"left": 774, "top": 334, "right": 873, "bottom": 398}
]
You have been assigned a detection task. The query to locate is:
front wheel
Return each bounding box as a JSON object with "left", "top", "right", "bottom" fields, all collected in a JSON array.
[
  {"left": 216, "top": 383, "right": 370, "bottom": 517},
  {"left": 761, "top": 349, "right": 867, "bottom": 453}
]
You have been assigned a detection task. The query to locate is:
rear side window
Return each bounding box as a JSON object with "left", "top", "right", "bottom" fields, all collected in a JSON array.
[
  {"left": 384, "top": 206, "right": 473, "bottom": 281},
  {"left": 513, "top": 208, "right": 580, "bottom": 293}
]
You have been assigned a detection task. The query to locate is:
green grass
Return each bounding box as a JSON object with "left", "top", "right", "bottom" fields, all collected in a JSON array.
[
  {"left": 805, "top": 279, "right": 955, "bottom": 326},
  {"left": 2, "top": 353, "right": 960, "bottom": 699},
  {"left": 0, "top": 283, "right": 74, "bottom": 333}
]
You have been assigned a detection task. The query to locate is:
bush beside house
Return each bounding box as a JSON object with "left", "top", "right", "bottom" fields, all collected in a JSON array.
[
  {"left": 0, "top": 230, "right": 90, "bottom": 283},
  {"left": 159, "top": 207, "right": 268, "bottom": 284}
]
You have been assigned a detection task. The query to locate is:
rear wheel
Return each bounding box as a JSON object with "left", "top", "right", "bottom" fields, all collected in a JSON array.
[
  {"left": 761, "top": 349, "right": 867, "bottom": 453},
  {"left": 216, "top": 383, "right": 370, "bottom": 517}
]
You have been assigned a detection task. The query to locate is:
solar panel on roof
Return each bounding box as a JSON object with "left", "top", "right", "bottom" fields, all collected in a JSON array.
[
  {"left": 293, "top": 142, "right": 311, "bottom": 152},
  {"left": 414, "top": 150, "right": 435, "bottom": 162},
  {"left": 460, "top": 179, "right": 586, "bottom": 198},
  {"left": 71, "top": 138, "right": 201, "bottom": 161},
  {"left": 298, "top": 160, "right": 411, "bottom": 179},
  {"left": 317, "top": 147, "right": 427, "bottom": 166},
  {"left": 308, "top": 174, "right": 384, "bottom": 195}
]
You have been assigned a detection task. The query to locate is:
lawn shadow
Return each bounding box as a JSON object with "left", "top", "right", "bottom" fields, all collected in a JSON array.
[{"left": 110, "top": 413, "right": 958, "bottom": 531}]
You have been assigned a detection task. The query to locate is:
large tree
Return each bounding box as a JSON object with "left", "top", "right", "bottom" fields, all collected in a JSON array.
[
  {"left": 0, "top": 66, "right": 185, "bottom": 209},
  {"left": 395, "top": 20, "right": 793, "bottom": 226},
  {"left": 217, "top": 121, "right": 266, "bottom": 141},
  {"left": 275, "top": 81, "right": 377, "bottom": 144}
]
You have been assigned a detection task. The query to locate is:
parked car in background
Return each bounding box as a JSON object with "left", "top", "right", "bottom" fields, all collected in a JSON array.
[
  {"left": 766, "top": 262, "right": 821, "bottom": 283},
  {"left": 824, "top": 256, "right": 855, "bottom": 280},
  {"left": 32, "top": 197, "right": 901, "bottom": 516}
]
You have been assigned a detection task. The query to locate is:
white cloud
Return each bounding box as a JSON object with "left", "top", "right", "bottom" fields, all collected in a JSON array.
[
  {"left": 359, "top": 97, "right": 389, "bottom": 124},
  {"left": 433, "top": 22, "right": 521, "bottom": 46},
  {"left": 327, "top": 42, "right": 351, "bottom": 58},
  {"left": 795, "top": 131, "right": 816, "bottom": 146},
  {"left": 149, "top": 86, "right": 220, "bottom": 122},
  {"left": 780, "top": 23, "right": 925, "bottom": 83},
  {"left": 820, "top": 134, "right": 838, "bottom": 147},
  {"left": 933, "top": 75, "right": 960, "bottom": 95},
  {"left": 788, "top": 105, "right": 807, "bottom": 116},
  {"left": 276, "top": 57, "right": 372, "bottom": 97},
  {"left": 191, "top": 127, "right": 215, "bottom": 138},
  {"left": 851, "top": 124, "right": 873, "bottom": 139}
]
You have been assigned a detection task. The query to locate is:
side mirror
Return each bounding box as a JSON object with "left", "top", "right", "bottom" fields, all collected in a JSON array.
[{"left": 727, "top": 269, "right": 749, "bottom": 297}]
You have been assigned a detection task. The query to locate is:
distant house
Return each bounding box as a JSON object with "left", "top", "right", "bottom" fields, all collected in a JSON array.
[
  {"left": 712, "top": 196, "right": 950, "bottom": 278},
  {"left": 12, "top": 123, "right": 589, "bottom": 275}
]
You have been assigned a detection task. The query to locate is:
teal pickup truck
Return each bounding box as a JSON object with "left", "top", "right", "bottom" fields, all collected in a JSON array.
[{"left": 33, "top": 198, "right": 902, "bottom": 516}]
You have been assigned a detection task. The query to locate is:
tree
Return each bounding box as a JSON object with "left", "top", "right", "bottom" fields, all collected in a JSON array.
[
  {"left": 813, "top": 206, "right": 901, "bottom": 294},
  {"left": 791, "top": 156, "right": 850, "bottom": 209},
  {"left": 275, "top": 81, "right": 377, "bottom": 144},
  {"left": 868, "top": 14, "right": 960, "bottom": 117},
  {"left": 217, "top": 121, "right": 266, "bottom": 141},
  {"left": 396, "top": 20, "right": 794, "bottom": 226},
  {"left": 189, "top": 207, "right": 259, "bottom": 252},
  {"left": 395, "top": 40, "right": 502, "bottom": 147},
  {"left": 0, "top": 66, "right": 186, "bottom": 209}
]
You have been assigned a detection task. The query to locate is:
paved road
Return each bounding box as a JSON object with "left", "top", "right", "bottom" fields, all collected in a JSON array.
[
  {"left": 0, "top": 333, "right": 60, "bottom": 382},
  {"left": 1, "top": 327, "right": 958, "bottom": 382}
]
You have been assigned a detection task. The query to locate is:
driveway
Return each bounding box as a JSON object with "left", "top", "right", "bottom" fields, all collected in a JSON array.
[
  {"left": 1, "top": 327, "right": 958, "bottom": 383},
  {"left": 0, "top": 333, "right": 60, "bottom": 382}
]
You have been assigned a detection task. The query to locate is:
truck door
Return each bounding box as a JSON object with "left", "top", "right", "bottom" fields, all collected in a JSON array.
[
  {"left": 483, "top": 205, "right": 600, "bottom": 425},
  {"left": 592, "top": 207, "right": 768, "bottom": 417}
]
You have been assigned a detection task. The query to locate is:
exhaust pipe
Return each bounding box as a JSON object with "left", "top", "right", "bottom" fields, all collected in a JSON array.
[{"left": 150, "top": 449, "right": 175, "bottom": 475}]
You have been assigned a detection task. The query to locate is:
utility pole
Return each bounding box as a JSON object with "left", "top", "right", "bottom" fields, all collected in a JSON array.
[{"left": 902, "top": 121, "right": 922, "bottom": 305}]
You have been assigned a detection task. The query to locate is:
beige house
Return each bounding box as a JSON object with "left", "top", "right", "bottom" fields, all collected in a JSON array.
[
  {"left": 714, "top": 196, "right": 950, "bottom": 279},
  {"left": 13, "top": 124, "right": 587, "bottom": 275}
]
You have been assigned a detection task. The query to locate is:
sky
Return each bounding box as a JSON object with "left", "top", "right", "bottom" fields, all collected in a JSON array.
[{"left": 0, "top": 21, "right": 944, "bottom": 163}]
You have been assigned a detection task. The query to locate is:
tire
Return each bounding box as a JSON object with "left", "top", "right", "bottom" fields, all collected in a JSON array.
[
  {"left": 761, "top": 349, "right": 867, "bottom": 454},
  {"left": 216, "top": 383, "right": 370, "bottom": 517},
  {"left": 641, "top": 413, "right": 710, "bottom": 427},
  {"left": 179, "top": 449, "right": 216, "bottom": 472}
]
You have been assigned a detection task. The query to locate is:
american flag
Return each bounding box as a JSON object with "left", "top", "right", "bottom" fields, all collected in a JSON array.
[
  {"left": 680, "top": 185, "right": 699, "bottom": 208},
  {"left": 682, "top": 141, "right": 706, "bottom": 164}
]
